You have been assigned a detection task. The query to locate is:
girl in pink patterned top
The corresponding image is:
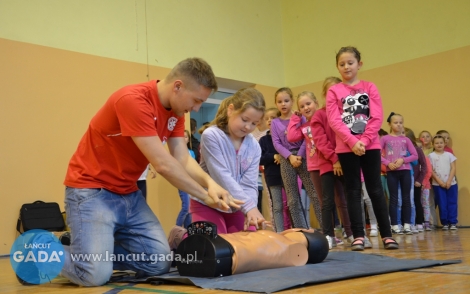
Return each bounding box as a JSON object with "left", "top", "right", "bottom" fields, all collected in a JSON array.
[{"left": 326, "top": 46, "right": 397, "bottom": 251}]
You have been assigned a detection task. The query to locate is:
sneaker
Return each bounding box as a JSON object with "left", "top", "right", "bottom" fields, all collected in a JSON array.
[
  {"left": 424, "top": 223, "right": 432, "bottom": 231},
  {"left": 442, "top": 225, "right": 449, "bottom": 230},
  {"left": 391, "top": 226, "right": 403, "bottom": 235},
  {"left": 403, "top": 224, "right": 412, "bottom": 235},
  {"left": 334, "top": 237, "right": 344, "bottom": 246},
  {"left": 450, "top": 224, "right": 458, "bottom": 230},
  {"left": 417, "top": 224, "right": 424, "bottom": 232},
  {"left": 168, "top": 225, "right": 187, "bottom": 250},
  {"left": 345, "top": 235, "right": 354, "bottom": 244},
  {"left": 52, "top": 231, "right": 71, "bottom": 246},
  {"left": 411, "top": 225, "right": 419, "bottom": 234},
  {"left": 369, "top": 228, "right": 378, "bottom": 237},
  {"left": 364, "top": 237, "right": 372, "bottom": 248},
  {"left": 326, "top": 235, "right": 334, "bottom": 250},
  {"left": 342, "top": 230, "right": 348, "bottom": 239}
]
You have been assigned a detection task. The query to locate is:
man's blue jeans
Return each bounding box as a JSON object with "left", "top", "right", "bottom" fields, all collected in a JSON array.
[{"left": 61, "top": 187, "right": 171, "bottom": 286}]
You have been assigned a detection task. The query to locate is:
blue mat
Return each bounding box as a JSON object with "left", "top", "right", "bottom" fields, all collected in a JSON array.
[{"left": 110, "top": 251, "right": 460, "bottom": 293}]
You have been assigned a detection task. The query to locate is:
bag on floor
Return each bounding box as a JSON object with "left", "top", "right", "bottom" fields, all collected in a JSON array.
[{"left": 16, "top": 200, "right": 65, "bottom": 233}]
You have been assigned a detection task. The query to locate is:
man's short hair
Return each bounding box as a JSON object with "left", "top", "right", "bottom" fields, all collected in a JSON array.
[{"left": 167, "top": 57, "right": 218, "bottom": 92}]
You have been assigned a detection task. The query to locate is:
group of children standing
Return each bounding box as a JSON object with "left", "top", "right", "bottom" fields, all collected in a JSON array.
[{"left": 170, "top": 46, "right": 458, "bottom": 253}]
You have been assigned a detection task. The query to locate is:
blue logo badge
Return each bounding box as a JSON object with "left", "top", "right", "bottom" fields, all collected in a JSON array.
[{"left": 10, "top": 229, "right": 65, "bottom": 284}]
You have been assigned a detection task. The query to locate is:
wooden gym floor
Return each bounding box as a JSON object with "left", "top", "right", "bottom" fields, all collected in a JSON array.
[{"left": 1, "top": 228, "right": 469, "bottom": 293}]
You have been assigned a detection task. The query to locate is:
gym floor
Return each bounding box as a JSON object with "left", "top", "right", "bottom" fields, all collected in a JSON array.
[{"left": 1, "top": 228, "right": 469, "bottom": 293}]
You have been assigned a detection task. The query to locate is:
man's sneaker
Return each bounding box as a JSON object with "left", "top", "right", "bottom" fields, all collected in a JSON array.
[
  {"left": 411, "top": 225, "right": 419, "bottom": 234},
  {"left": 442, "top": 224, "right": 449, "bottom": 230},
  {"left": 417, "top": 224, "right": 424, "bottom": 232},
  {"left": 450, "top": 224, "right": 458, "bottom": 230},
  {"left": 364, "top": 237, "right": 372, "bottom": 249},
  {"left": 326, "top": 235, "right": 334, "bottom": 250},
  {"left": 424, "top": 223, "right": 432, "bottom": 231},
  {"left": 168, "top": 225, "right": 187, "bottom": 250}
]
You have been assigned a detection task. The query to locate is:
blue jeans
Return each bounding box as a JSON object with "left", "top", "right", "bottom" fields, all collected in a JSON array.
[
  {"left": 176, "top": 190, "right": 192, "bottom": 228},
  {"left": 61, "top": 187, "right": 171, "bottom": 286}
]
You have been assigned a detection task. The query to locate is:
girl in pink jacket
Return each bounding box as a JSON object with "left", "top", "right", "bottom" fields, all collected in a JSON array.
[
  {"left": 311, "top": 77, "right": 353, "bottom": 246},
  {"left": 286, "top": 91, "right": 325, "bottom": 244}
]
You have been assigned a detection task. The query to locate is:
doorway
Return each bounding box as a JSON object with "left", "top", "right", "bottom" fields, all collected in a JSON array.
[{"left": 190, "top": 89, "right": 234, "bottom": 140}]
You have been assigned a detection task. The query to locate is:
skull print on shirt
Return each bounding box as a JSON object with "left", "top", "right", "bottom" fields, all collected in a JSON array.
[{"left": 340, "top": 89, "right": 370, "bottom": 134}]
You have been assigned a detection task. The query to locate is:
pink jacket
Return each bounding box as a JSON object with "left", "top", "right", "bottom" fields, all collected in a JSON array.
[
  {"left": 326, "top": 81, "right": 383, "bottom": 153},
  {"left": 310, "top": 108, "right": 338, "bottom": 175},
  {"left": 287, "top": 114, "right": 319, "bottom": 171},
  {"left": 422, "top": 156, "right": 433, "bottom": 189}
]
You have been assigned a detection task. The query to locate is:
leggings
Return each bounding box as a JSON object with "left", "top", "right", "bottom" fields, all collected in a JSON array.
[
  {"left": 362, "top": 182, "right": 377, "bottom": 226},
  {"left": 190, "top": 199, "right": 244, "bottom": 234},
  {"left": 414, "top": 186, "right": 424, "bottom": 225},
  {"left": 421, "top": 188, "right": 431, "bottom": 222},
  {"left": 279, "top": 155, "right": 321, "bottom": 229},
  {"left": 338, "top": 150, "right": 392, "bottom": 238},
  {"left": 318, "top": 171, "right": 352, "bottom": 237},
  {"left": 388, "top": 170, "right": 412, "bottom": 226},
  {"left": 267, "top": 185, "right": 285, "bottom": 232}
]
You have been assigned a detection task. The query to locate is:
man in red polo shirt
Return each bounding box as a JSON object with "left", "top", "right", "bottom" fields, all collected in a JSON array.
[{"left": 60, "top": 58, "right": 242, "bottom": 286}]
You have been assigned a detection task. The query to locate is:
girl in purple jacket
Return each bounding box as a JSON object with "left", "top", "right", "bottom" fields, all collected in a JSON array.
[{"left": 271, "top": 88, "right": 319, "bottom": 229}]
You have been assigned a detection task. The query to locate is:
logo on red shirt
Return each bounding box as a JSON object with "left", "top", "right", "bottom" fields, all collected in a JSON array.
[{"left": 168, "top": 117, "right": 178, "bottom": 131}]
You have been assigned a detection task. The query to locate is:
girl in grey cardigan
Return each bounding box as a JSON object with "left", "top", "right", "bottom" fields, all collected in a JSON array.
[{"left": 191, "top": 88, "right": 269, "bottom": 233}]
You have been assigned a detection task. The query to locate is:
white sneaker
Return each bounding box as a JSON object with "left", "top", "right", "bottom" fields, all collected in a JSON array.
[
  {"left": 364, "top": 237, "right": 372, "bottom": 248},
  {"left": 450, "top": 224, "right": 458, "bottom": 230},
  {"left": 369, "top": 225, "right": 378, "bottom": 237},
  {"left": 403, "top": 224, "right": 413, "bottom": 235},
  {"left": 417, "top": 224, "right": 424, "bottom": 232},
  {"left": 411, "top": 225, "right": 419, "bottom": 234},
  {"left": 326, "top": 235, "right": 333, "bottom": 250},
  {"left": 345, "top": 235, "right": 354, "bottom": 244}
]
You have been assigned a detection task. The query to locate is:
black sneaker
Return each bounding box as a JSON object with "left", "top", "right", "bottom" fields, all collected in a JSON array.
[
  {"left": 59, "top": 232, "right": 71, "bottom": 246},
  {"left": 442, "top": 224, "right": 449, "bottom": 230}
]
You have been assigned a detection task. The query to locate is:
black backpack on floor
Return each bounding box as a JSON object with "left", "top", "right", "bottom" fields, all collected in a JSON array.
[{"left": 16, "top": 200, "right": 65, "bottom": 233}]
